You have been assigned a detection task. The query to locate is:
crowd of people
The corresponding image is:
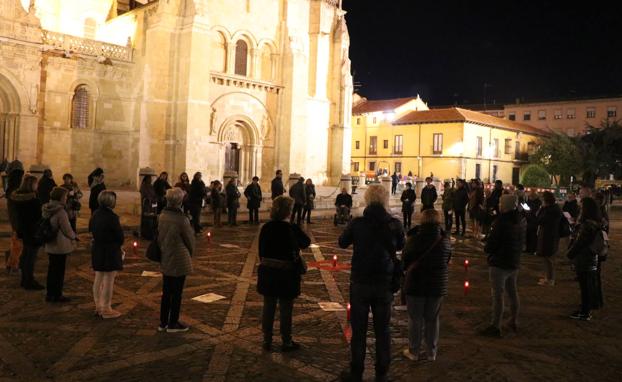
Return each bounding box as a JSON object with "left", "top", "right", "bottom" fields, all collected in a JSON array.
[{"left": 0, "top": 159, "right": 613, "bottom": 382}]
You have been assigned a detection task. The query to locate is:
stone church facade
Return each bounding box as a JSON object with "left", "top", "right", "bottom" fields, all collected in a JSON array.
[{"left": 0, "top": 0, "right": 353, "bottom": 187}]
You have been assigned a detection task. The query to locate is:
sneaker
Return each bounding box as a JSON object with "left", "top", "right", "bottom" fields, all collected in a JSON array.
[
  {"left": 569, "top": 311, "right": 591, "bottom": 321},
  {"left": 402, "top": 348, "right": 417, "bottom": 361},
  {"left": 479, "top": 325, "right": 502, "bottom": 338},
  {"left": 158, "top": 325, "right": 167, "bottom": 332},
  {"left": 426, "top": 354, "right": 437, "bottom": 362},
  {"left": 281, "top": 341, "right": 300, "bottom": 352},
  {"left": 101, "top": 309, "right": 122, "bottom": 319},
  {"left": 167, "top": 322, "right": 190, "bottom": 332}
]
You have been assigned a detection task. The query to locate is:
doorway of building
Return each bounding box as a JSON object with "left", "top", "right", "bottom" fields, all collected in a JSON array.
[
  {"left": 512, "top": 167, "right": 520, "bottom": 185},
  {"left": 224, "top": 142, "right": 240, "bottom": 173}
]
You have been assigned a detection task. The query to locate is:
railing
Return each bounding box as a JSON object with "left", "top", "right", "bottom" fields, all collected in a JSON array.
[
  {"left": 41, "top": 30, "right": 133, "bottom": 62},
  {"left": 210, "top": 72, "right": 282, "bottom": 94}
]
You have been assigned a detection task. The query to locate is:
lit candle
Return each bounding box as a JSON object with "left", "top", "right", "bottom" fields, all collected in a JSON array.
[
  {"left": 464, "top": 259, "right": 469, "bottom": 271},
  {"left": 132, "top": 241, "right": 138, "bottom": 255},
  {"left": 347, "top": 303, "right": 351, "bottom": 321},
  {"left": 207, "top": 231, "right": 212, "bottom": 243},
  {"left": 464, "top": 280, "right": 470, "bottom": 296},
  {"left": 333, "top": 255, "right": 338, "bottom": 268}
]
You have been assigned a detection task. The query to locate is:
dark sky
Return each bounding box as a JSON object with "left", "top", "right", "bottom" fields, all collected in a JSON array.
[{"left": 342, "top": 0, "right": 622, "bottom": 106}]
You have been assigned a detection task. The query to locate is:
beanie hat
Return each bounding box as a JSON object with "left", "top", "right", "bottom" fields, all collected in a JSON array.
[
  {"left": 49, "top": 186, "right": 68, "bottom": 202},
  {"left": 499, "top": 194, "right": 518, "bottom": 213}
]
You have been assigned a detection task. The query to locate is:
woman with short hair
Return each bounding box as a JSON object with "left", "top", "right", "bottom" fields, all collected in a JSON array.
[
  {"left": 158, "top": 188, "right": 195, "bottom": 332},
  {"left": 257, "top": 196, "right": 311, "bottom": 352},
  {"left": 90, "top": 191, "right": 125, "bottom": 319}
]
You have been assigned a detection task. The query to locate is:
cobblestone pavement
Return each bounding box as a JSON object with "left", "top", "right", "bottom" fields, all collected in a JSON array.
[{"left": 1, "top": 210, "right": 621, "bottom": 382}]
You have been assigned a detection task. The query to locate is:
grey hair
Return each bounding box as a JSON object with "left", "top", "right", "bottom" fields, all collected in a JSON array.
[
  {"left": 97, "top": 190, "right": 117, "bottom": 209},
  {"left": 364, "top": 184, "right": 389, "bottom": 209},
  {"left": 270, "top": 195, "right": 294, "bottom": 221},
  {"left": 166, "top": 187, "right": 185, "bottom": 208}
]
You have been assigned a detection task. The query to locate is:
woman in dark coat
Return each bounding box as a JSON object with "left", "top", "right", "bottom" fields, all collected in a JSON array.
[
  {"left": 468, "top": 180, "right": 485, "bottom": 239},
  {"left": 10, "top": 175, "right": 44, "bottom": 290},
  {"left": 210, "top": 181, "right": 223, "bottom": 227},
  {"left": 536, "top": 191, "right": 563, "bottom": 286},
  {"left": 139, "top": 175, "right": 158, "bottom": 240},
  {"left": 90, "top": 191, "right": 125, "bottom": 319},
  {"left": 188, "top": 172, "right": 207, "bottom": 234},
  {"left": 301, "top": 178, "right": 316, "bottom": 224},
  {"left": 153, "top": 172, "right": 172, "bottom": 214},
  {"left": 88, "top": 168, "right": 106, "bottom": 216},
  {"left": 244, "top": 176, "right": 262, "bottom": 224},
  {"left": 257, "top": 196, "right": 310, "bottom": 352},
  {"left": 525, "top": 190, "right": 542, "bottom": 254},
  {"left": 5, "top": 163, "right": 24, "bottom": 272},
  {"left": 402, "top": 209, "right": 451, "bottom": 361},
  {"left": 225, "top": 178, "right": 241, "bottom": 226}
]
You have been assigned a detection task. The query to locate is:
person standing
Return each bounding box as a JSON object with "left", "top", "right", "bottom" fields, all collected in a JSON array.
[
  {"left": 525, "top": 190, "right": 542, "bottom": 254},
  {"left": 139, "top": 175, "right": 158, "bottom": 239},
  {"left": 88, "top": 168, "right": 106, "bottom": 216},
  {"left": 37, "top": 169, "right": 57, "bottom": 204},
  {"left": 391, "top": 172, "right": 399, "bottom": 195},
  {"left": 338, "top": 185, "right": 405, "bottom": 382},
  {"left": 188, "top": 172, "right": 207, "bottom": 234},
  {"left": 60, "top": 174, "right": 83, "bottom": 233},
  {"left": 289, "top": 177, "right": 306, "bottom": 225},
  {"left": 90, "top": 191, "right": 125, "bottom": 319},
  {"left": 487, "top": 180, "right": 504, "bottom": 217},
  {"left": 302, "top": 178, "right": 316, "bottom": 224},
  {"left": 563, "top": 192, "right": 580, "bottom": 222},
  {"left": 441, "top": 181, "right": 455, "bottom": 234},
  {"left": 153, "top": 172, "right": 172, "bottom": 214},
  {"left": 258, "top": 196, "right": 311, "bottom": 351},
  {"left": 5, "top": 161, "right": 24, "bottom": 273},
  {"left": 421, "top": 177, "right": 438, "bottom": 211},
  {"left": 400, "top": 182, "right": 416, "bottom": 229},
  {"left": 210, "top": 181, "right": 223, "bottom": 227},
  {"left": 11, "top": 175, "right": 44, "bottom": 290},
  {"left": 453, "top": 179, "right": 470, "bottom": 236},
  {"left": 536, "top": 191, "right": 563, "bottom": 286},
  {"left": 43, "top": 187, "right": 77, "bottom": 302},
  {"left": 468, "top": 180, "right": 485, "bottom": 239},
  {"left": 158, "top": 188, "right": 195, "bottom": 332},
  {"left": 225, "top": 178, "right": 241, "bottom": 226},
  {"left": 271, "top": 170, "right": 285, "bottom": 200},
  {"left": 244, "top": 176, "right": 262, "bottom": 224},
  {"left": 174, "top": 172, "right": 192, "bottom": 212},
  {"left": 402, "top": 209, "right": 451, "bottom": 361},
  {"left": 480, "top": 194, "right": 526, "bottom": 337}
]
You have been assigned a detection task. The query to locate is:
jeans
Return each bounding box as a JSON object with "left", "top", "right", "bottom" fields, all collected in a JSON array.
[
  {"left": 93, "top": 271, "right": 117, "bottom": 313},
  {"left": 19, "top": 244, "right": 40, "bottom": 287},
  {"left": 350, "top": 282, "right": 393, "bottom": 379},
  {"left": 443, "top": 210, "right": 453, "bottom": 232},
  {"left": 46, "top": 254, "right": 68, "bottom": 298},
  {"left": 406, "top": 296, "right": 443, "bottom": 358},
  {"left": 227, "top": 206, "right": 238, "bottom": 225},
  {"left": 261, "top": 296, "right": 294, "bottom": 343},
  {"left": 302, "top": 208, "right": 312, "bottom": 223},
  {"left": 290, "top": 203, "right": 303, "bottom": 225},
  {"left": 248, "top": 208, "right": 259, "bottom": 223},
  {"left": 189, "top": 205, "right": 202, "bottom": 233},
  {"left": 489, "top": 267, "right": 520, "bottom": 328},
  {"left": 403, "top": 210, "right": 413, "bottom": 228},
  {"left": 454, "top": 210, "right": 466, "bottom": 234},
  {"left": 160, "top": 275, "right": 186, "bottom": 327}
]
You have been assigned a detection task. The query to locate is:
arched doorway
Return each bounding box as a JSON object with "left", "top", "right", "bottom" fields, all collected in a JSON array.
[
  {"left": 0, "top": 74, "right": 21, "bottom": 162},
  {"left": 217, "top": 118, "right": 262, "bottom": 184}
]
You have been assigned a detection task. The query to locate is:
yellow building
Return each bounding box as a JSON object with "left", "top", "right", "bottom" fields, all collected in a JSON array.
[{"left": 351, "top": 97, "right": 549, "bottom": 185}]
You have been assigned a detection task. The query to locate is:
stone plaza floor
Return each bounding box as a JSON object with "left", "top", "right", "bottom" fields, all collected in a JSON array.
[{"left": 1, "top": 210, "right": 621, "bottom": 381}]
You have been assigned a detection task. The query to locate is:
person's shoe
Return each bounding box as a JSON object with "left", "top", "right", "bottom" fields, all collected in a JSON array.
[
  {"left": 55, "top": 296, "right": 71, "bottom": 303},
  {"left": 167, "top": 322, "right": 190, "bottom": 332},
  {"left": 479, "top": 325, "right": 502, "bottom": 338},
  {"left": 101, "top": 309, "right": 122, "bottom": 319},
  {"left": 262, "top": 341, "right": 272, "bottom": 351},
  {"left": 158, "top": 325, "right": 167, "bottom": 332},
  {"left": 426, "top": 353, "right": 437, "bottom": 362},
  {"left": 281, "top": 341, "right": 300, "bottom": 352},
  {"left": 506, "top": 321, "right": 519, "bottom": 333},
  {"left": 569, "top": 311, "right": 592, "bottom": 321},
  {"left": 339, "top": 370, "right": 362, "bottom": 382},
  {"left": 24, "top": 282, "right": 45, "bottom": 291},
  {"left": 45, "top": 295, "right": 57, "bottom": 302},
  {"left": 402, "top": 348, "right": 417, "bottom": 361}
]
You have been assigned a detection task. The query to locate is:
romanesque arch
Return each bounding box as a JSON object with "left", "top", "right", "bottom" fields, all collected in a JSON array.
[
  {"left": 216, "top": 115, "right": 262, "bottom": 184},
  {"left": 0, "top": 73, "right": 22, "bottom": 161}
]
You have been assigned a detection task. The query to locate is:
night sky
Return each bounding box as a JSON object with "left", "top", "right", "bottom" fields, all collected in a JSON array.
[{"left": 342, "top": 0, "right": 622, "bottom": 106}]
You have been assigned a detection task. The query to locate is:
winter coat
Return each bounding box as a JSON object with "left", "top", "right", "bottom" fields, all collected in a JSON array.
[
  {"left": 562, "top": 200, "right": 580, "bottom": 220},
  {"left": 42, "top": 201, "right": 77, "bottom": 255},
  {"left": 289, "top": 181, "right": 306, "bottom": 205},
  {"left": 536, "top": 204, "right": 563, "bottom": 257},
  {"left": 244, "top": 183, "right": 262, "bottom": 209},
  {"left": 174, "top": 181, "right": 191, "bottom": 196},
  {"left": 335, "top": 193, "right": 353, "bottom": 208},
  {"left": 468, "top": 188, "right": 485, "bottom": 216},
  {"left": 158, "top": 207, "right": 194, "bottom": 277},
  {"left": 442, "top": 187, "right": 455, "bottom": 211},
  {"left": 304, "top": 184, "right": 316, "bottom": 209},
  {"left": 90, "top": 207, "right": 124, "bottom": 272},
  {"left": 421, "top": 186, "right": 438, "bottom": 208},
  {"left": 271, "top": 177, "right": 285, "bottom": 200},
  {"left": 6, "top": 169, "right": 24, "bottom": 230},
  {"left": 566, "top": 220, "right": 601, "bottom": 273},
  {"left": 257, "top": 221, "right": 310, "bottom": 299},
  {"left": 37, "top": 176, "right": 57, "bottom": 204},
  {"left": 403, "top": 224, "right": 451, "bottom": 297},
  {"left": 10, "top": 191, "right": 42, "bottom": 246},
  {"left": 485, "top": 209, "right": 527, "bottom": 270},
  {"left": 210, "top": 188, "right": 223, "bottom": 209},
  {"left": 453, "top": 187, "right": 469, "bottom": 212},
  {"left": 487, "top": 188, "right": 503, "bottom": 214},
  {"left": 401, "top": 189, "right": 417, "bottom": 213},
  {"left": 61, "top": 183, "right": 83, "bottom": 221},
  {"left": 153, "top": 179, "right": 171, "bottom": 201},
  {"left": 225, "top": 183, "right": 241, "bottom": 209},
  {"left": 188, "top": 179, "right": 207, "bottom": 207},
  {"left": 339, "top": 204, "right": 405, "bottom": 285},
  {"left": 89, "top": 183, "right": 106, "bottom": 213}
]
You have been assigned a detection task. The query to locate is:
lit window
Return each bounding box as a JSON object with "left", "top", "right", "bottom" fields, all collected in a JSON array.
[
  {"left": 504, "top": 138, "right": 512, "bottom": 154},
  {"left": 383, "top": 140, "right": 389, "bottom": 149},
  {"left": 369, "top": 161, "right": 376, "bottom": 171},
  {"left": 433, "top": 133, "right": 443, "bottom": 154},
  {"left": 355, "top": 141, "right": 360, "bottom": 150},
  {"left": 538, "top": 110, "right": 546, "bottom": 120},
  {"left": 508, "top": 112, "right": 516, "bottom": 121},
  {"left": 476, "top": 136, "right": 483, "bottom": 156},
  {"left": 567, "top": 108, "right": 576, "bottom": 119},
  {"left": 71, "top": 85, "right": 89, "bottom": 129},
  {"left": 608, "top": 106, "right": 617, "bottom": 118},
  {"left": 234, "top": 40, "right": 248, "bottom": 76},
  {"left": 394, "top": 135, "right": 403, "bottom": 154},
  {"left": 586, "top": 107, "right": 596, "bottom": 118},
  {"left": 369, "top": 136, "right": 377, "bottom": 155},
  {"left": 353, "top": 162, "right": 359, "bottom": 172},
  {"left": 523, "top": 111, "right": 531, "bottom": 121},
  {"left": 554, "top": 110, "right": 562, "bottom": 119}
]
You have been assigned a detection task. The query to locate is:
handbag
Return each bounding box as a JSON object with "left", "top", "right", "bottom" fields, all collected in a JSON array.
[
  {"left": 288, "top": 225, "right": 307, "bottom": 275},
  {"left": 145, "top": 235, "right": 162, "bottom": 263}
]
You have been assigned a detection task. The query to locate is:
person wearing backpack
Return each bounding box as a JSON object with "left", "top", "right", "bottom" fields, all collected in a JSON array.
[
  {"left": 10, "top": 175, "right": 44, "bottom": 290},
  {"left": 42, "top": 187, "right": 78, "bottom": 302},
  {"left": 401, "top": 209, "right": 451, "bottom": 362},
  {"left": 566, "top": 197, "right": 603, "bottom": 321},
  {"left": 536, "top": 191, "right": 563, "bottom": 286}
]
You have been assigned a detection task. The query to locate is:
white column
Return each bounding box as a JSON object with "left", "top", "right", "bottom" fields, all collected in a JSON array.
[{"left": 226, "top": 41, "right": 235, "bottom": 74}]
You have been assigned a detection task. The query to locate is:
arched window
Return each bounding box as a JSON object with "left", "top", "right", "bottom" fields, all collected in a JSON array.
[
  {"left": 234, "top": 40, "right": 248, "bottom": 76},
  {"left": 209, "top": 32, "right": 227, "bottom": 72},
  {"left": 71, "top": 85, "right": 89, "bottom": 129}
]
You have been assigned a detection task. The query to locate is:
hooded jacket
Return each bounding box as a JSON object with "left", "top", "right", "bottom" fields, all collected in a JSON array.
[
  {"left": 10, "top": 191, "right": 42, "bottom": 245},
  {"left": 42, "top": 201, "right": 77, "bottom": 255}
]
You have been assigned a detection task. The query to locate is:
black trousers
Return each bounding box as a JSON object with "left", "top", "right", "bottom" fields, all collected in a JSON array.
[
  {"left": 391, "top": 184, "right": 397, "bottom": 195},
  {"left": 291, "top": 203, "right": 303, "bottom": 225},
  {"left": 443, "top": 210, "right": 453, "bottom": 232},
  {"left": 160, "top": 275, "right": 186, "bottom": 326},
  {"left": 403, "top": 210, "right": 413, "bottom": 228},
  {"left": 19, "top": 244, "right": 40, "bottom": 287},
  {"left": 262, "top": 296, "right": 294, "bottom": 343},
  {"left": 189, "top": 205, "right": 202, "bottom": 233},
  {"left": 46, "top": 254, "right": 67, "bottom": 298},
  {"left": 455, "top": 210, "right": 466, "bottom": 234},
  {"left": 302, "top": 208, "right": 312, "bottom": 223},
  {"left": 69, "top": 218, "right": 77, "bottom": 234},
  {"left": 577, "top": 271, "right": 597, "bottom": 315},
  {"left": 227, "top": 207, "right": 238, "bottom": 225},
  {"left": 350, "top": 282, "right": 393, "bottom": 379},
  {"left": 248, "top": 208, "right": 259, "bottom": 223}
]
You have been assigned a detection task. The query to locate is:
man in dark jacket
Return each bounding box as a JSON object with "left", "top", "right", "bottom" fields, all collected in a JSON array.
[
  {"left": 188, "top": 173, "right": 207, "bottom": 233},
  {"left": 289, "top": 177, "right": 306, "bottom": 225},
  {"left": 563, "top": 192, "right": 580, "bottom": 221},
  {"left": 400, "top": 182, "right": 416, "bottom": 228},
  {"left": 453, "top": 179, "right": 470, "bottom": 236},
  {"left": 153, "top": 172, "right": 172, "bottom": 214},
  {"left": 487, "top": 180, "right": 504, "bottom": 216},
  {"left": 225, "top": 178, "right": 241, "bottom": 226},
  {"left": 420, "top": 177, "right": 438, "bottom": 211},
  {"left": 338, "top": 185, "right": 405, "bottom": 382},
  {"left": 335, "top": 188, "right": 353, "bottom": 209},
  {"left": 391, "top": 172, "right": 399, "bottom": 195},
  {"left": 271, "top": 170, "right": 285, "bottom": 200},
  {"left": 481, "top": 194, "right": 526, "bottom": 337},
  {"left": 37, "top": 169, "right": 57, "bottom": 204},
  {"left": 244, "top": 176, "right": 262, "bottom": 224}
]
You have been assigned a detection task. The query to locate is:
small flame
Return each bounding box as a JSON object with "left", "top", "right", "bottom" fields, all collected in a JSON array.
[
  {"left": 464, "top": 281, "right": 470, "bottom": 288},
  {"left": 133, "top": 241, "right": 138, "bottom": 247}
]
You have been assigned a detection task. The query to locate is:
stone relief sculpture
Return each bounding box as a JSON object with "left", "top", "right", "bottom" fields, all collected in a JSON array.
[
  {"left": 261, "top": 114, "right": 270, "bottom": 140},
  {"left": 209, "top": 107, "right": 217, "bottom": 135}
]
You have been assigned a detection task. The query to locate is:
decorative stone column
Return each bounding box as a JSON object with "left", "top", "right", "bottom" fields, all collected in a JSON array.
[{"left": 340, "top": 174, "right": 352, "bottom": 194}]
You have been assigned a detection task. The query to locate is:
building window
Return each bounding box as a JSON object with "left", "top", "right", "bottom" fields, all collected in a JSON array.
[
  {"left": 476, "top": 136, "right": 483, "bottom": 156},
  {"left": 538, "top": 110, "right": 546, "bottom": 120},
  {"left": 475, "top": 164, "right": 481, "bottom": 179},
  {"left": 527, "top": 141, "right": 536, "bottom": 155},
  {"left": 369, "top": 136, "right": 377, "bottom": 155},
  {"left": 356, "top": 118, "right": 361, "bottom": 125},
  {"left": 493, "top": 138, "right": 499, "bottom": 157},
  {"left": 383, "top": 140, "right": 389, "bottom": 149},
  {"left": 505, "top": 138, "right": 512, "bottom": 155},
  {"left": 515, "top": 141, "right": 521, "bottom": 160},
  {"left": 369, "top": 161, "right": 376, "bottom": 171},
  {"left": 234, "top": 40, "right": 248, "bottom": 76},
  {"left": 586, "top": 107, "right": 596, "bottom": 118},
  {"left": 608, "top": 106, "right": 617, "bottom": 118},
  {"left": 567, "top": 108, "right": 576, "bottom": 119},
  {"left": 71, "top": 85, "right": 89, "bottom": 129},
  {"left": 523, "top": 111, "right": 531, "bottom": 121},
  {"left": 508, "top": 112, "right": 516, "bottom": 121},
  {"left": 554, "top": 109, "right": 562, "bottom": 119},
  {"left": 394, "top": 162, "right": 402, "bottom": 174},
  {"left": 372, "top": 117, "right": 377, "bottom": 124},
  {"left": 394, "top": 135, "right": 403, "bottom": 154},
  {"left": 493, "top": 165, "right": 498, "bottom": 182},
  {"left": 355, "top": 141, "right": 360, "bottom": 150},
  {"left": 433, "top": 133, "right": 443, "bottom": 154},
  {"left": 353, "top": 162, "right": 359, "bottom": 172}
]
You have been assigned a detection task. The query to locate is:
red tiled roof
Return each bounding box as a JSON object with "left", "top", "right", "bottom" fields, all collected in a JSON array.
[
  {"left": 352, "top": 97, "right": 418, "bottom": 115},
  {"left": 392, "top": 107, "right": 549, "bottom": 136}
]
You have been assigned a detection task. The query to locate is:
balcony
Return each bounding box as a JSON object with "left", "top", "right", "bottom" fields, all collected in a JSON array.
[
  {"left": 514, "top": 152, "right": 529, "bottom": 161},
  {"left": 210, "top": 72, "right": 282, "bottom": 94},
  {"left": 42, "top": 30, "right": 133, "bottom": 62}
]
